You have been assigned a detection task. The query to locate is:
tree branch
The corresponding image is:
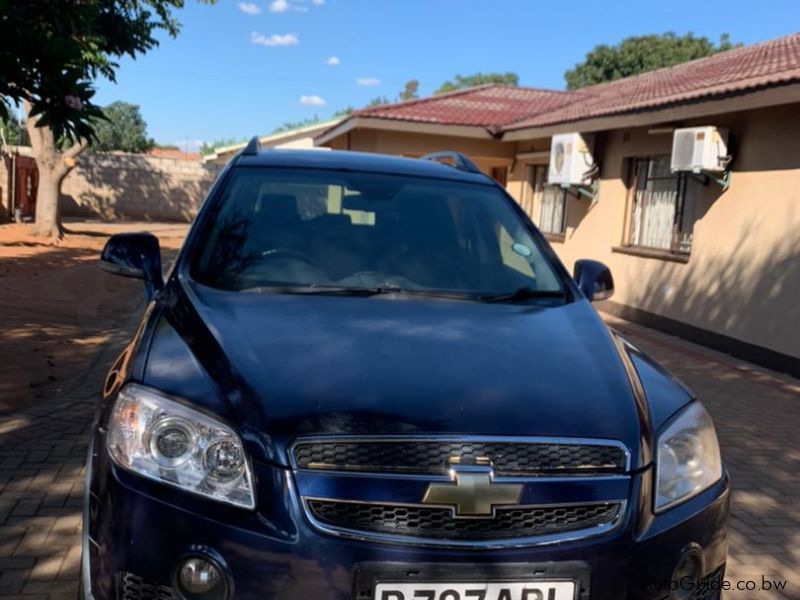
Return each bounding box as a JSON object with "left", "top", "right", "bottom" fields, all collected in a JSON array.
[
  {"left": 55, "top": 139, "right": 87, "bottom": 179},
  {"left": 22, "top": 100, "right": 45, "bottom": 154},
  {"left": 63, "top": 139, "right": 87, "bottom": 162}
]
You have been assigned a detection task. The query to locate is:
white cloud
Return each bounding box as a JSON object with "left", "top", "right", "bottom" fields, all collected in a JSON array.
[
  {"left": 270, "top": 0, "right": 314, "bottom": 12},
  {"left": 312, "top": 0, "right": 325, "bottom": 4},
  {"left": 269, "top": 0, "right": 290, "bottom": 12},
  {"left": 300, "top": 95, "right": 326, "bottom": 106},
  {"left": 237, "top": 2, "right": 261, "bottom": 14},
  {"left": 325, "top": 56, "right": 340, "bottom": 66},
  {"left": 251, "top": 31, "right": 299, "bottom": 47},
  {"left": 356, "top": 77, "right": 381, "bottom": 87}
]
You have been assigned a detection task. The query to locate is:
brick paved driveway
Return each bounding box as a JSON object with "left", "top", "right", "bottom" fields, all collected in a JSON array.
[
  {"left": 607, "top": 316, "right": 800, "bottom": 600},
  {"left": 0, "top": 305, "right": 798, "bottom": 597}
]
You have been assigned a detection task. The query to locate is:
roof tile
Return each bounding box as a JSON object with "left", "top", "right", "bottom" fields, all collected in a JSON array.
[
  {"left": 353, "top": 85, "right": 583, "bottom": 130},
  {"left": 344, "top": 33, "right": 800, "bottom": 135}
]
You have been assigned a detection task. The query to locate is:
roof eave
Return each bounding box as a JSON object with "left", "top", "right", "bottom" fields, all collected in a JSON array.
[
  {"left": 314, "top": 116, "right": 499, "bottom": 146},
  {"left": 501, "top": 81, "right": 800, "bottom": 141}
]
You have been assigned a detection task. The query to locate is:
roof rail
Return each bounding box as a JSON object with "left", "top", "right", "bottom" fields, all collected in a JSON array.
[
  {"left": 242, "top": 136, "right": 261, "bottom": 156},
  {"left": 420, "top": 151, "right": 482, "bottom": 174}
]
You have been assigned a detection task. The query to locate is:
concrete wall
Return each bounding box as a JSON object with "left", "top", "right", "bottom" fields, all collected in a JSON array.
[
  {"left": 507, "top": 104, "right": 800, "bottom": 364},
  {"left": 61, "top": 152, "right": 222, "bottom": 222}
]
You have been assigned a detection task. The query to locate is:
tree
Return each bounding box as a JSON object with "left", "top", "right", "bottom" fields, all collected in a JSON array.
[
  {"left": 0, "top": 1, "right": 214, "bottom": 238},
  {"left": 271, "top": 116, "right": 323, "bottom": 134},
  {"left": 435, "top": 72, "right": 519, "bottom": 95},
  {"left": 92, "top": 102, "right": 154, "bottom": 153},
  {"left": 0, "top": 114, "right": 30, "bottom": 147},
  {"left": 0, "top": 1, "right": 212, "bottom": 142},
  {"left": 24, "top": 101, "right": 87, "bottom": 238},
  {"left": 565, "top": 33, "right": 739, "bottom": 90},
  {"left": 366, "top": 96, "right": 391, "bottom": 108},
  {"left": 399, "top": 80, "right": 420, "bottom": 102},
  {"left": 333, "top": 107, "right": 355, "bottom": 118},
  {"left": 200, "top": 138, "right": 248, "bottom": 156}
]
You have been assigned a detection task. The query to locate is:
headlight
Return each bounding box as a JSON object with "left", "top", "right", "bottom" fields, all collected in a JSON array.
[
  {"left": 107, "top": 383, "right": 255, "bottom": 509},
  {"left": 655, "top": 401, "right": 722, "bottom": 513}
]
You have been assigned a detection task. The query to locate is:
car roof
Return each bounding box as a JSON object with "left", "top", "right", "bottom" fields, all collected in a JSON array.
[{"left": 234, "top": 149, "right": 495, "bottom": 185}]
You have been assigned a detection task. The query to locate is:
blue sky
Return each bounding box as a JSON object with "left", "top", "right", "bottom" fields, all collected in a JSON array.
[{"left": 90, "top": 0, "right": 799, "bottom": 149}]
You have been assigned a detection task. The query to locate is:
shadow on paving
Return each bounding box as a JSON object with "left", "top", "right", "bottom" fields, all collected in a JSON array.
[
  {"left": 610, "top": 319, "right": 800, "bottom": 599},
  {"left": 0, "top": 230, "right": 182, "bottom": 597}
]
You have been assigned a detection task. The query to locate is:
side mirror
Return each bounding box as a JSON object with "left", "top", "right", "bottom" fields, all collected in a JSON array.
[
  {"left": 574, "top": 259, "right": 614, "bottom": 302},
  {"left": 100, "top": 232, "right": 164, "bottom": 300}
]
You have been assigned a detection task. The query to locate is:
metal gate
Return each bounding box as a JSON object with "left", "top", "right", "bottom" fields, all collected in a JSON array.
[{"left": 13, "top": 155, "right": 38, "bottom": 219}]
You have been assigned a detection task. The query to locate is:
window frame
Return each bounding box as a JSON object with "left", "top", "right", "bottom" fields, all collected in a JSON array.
[
  {"left": 523, "top": 164, "right": 569, "bottom": 240},
  {"left": 625, "top": 156, "right": 696, "bottom": 256}
]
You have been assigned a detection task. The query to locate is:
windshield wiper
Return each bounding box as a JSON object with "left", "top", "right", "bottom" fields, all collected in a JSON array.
[
  {"left": 479, "top": 286, "right": 567, "bottom": 304},
  {"left": 239, "top": 284, "right": 473, "bottom": 300},
  {"left": 240, "top": 284, "right": 381, "bottom": 296}
]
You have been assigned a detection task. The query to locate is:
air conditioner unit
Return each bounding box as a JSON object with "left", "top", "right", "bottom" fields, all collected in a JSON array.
[
  {"left": 671, "top": 126, "right": 729, "bottom": 173},
  {"left": 547, "top": 133, "right": 595, "bottom": 186}
]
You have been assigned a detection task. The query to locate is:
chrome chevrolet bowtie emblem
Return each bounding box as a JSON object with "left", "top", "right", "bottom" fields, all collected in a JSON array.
[{"left": 421, "top": 456, "right": 523, "bottom": 518}]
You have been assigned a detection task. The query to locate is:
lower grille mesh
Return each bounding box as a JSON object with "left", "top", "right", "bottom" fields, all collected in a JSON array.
[
  {"left": 308, "top": 500, "right": 622, "bottom": 540},
  {"left": 119, "top": 572, "right": 177, "bottom": 600}
]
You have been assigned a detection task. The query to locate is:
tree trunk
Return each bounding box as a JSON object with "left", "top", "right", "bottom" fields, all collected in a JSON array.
[
  {"left": 33, "top": 168, "right": 64, "bottom": 238},
  {"left": 23, "top": 100, "right": 86, "bottom": 240}
]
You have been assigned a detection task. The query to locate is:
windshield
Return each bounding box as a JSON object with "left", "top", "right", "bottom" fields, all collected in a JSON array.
[{"left": 190, "top": 167, "right": 565, "bottom": 298}]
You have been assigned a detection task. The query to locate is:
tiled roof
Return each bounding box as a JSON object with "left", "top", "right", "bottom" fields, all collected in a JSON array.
[
  {"left": 334, "top": 33, "right": 800, "bottom": 137},
  {"left": 352, "top": 85, "right": 582, "bottom": 131},
  {"left": 147, "top": 148, "right": 202, "bottom": 161},
  {"left": 506, "top": 32, "right": 800, "bottom": 131}
]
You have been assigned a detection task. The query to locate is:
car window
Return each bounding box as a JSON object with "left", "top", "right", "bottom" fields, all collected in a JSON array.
[{"left": 191, "top": 168, "right": 564, "bottom": 296}]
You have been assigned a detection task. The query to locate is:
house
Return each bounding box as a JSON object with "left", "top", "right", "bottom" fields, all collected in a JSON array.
[
  {"left": 316, "top": 33, "right": 800, "bottom": 376},
  {"left": 204, "top": 118, "right": 343, "bottom": 165}
]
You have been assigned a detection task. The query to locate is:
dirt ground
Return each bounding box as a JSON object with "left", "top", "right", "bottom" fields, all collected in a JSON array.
[{"left": 0, "top": 220, "right": 189, "bottom": 414}]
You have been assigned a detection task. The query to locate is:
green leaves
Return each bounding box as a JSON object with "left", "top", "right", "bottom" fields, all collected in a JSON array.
[
  {"left": 435, "top": 73, "right": 519, "bottom": 95},
  {"left": 91, "top": 101, "right": 154, "bottom": 153},
  {"left": 0, "top": 0, "right": 213, "bottom": 141},
  {"left": 564, "top": 32, "right": 741, "bottom": 90}
]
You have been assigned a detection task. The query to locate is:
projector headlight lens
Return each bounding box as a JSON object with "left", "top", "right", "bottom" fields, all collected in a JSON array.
[
  {"left": 107, "top": 384, "right": 255, "bottom": 509},
  {"left": 655, "top": 401, "right": 722, "bottom": 512}
]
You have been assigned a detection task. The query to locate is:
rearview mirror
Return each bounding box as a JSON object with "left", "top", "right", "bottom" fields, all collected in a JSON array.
[
  {"left": 573, "top": 259, "right": 614, "bottom": 302},
  {"left": 100, "top": 232, "right": 164, "bottom": 300}
]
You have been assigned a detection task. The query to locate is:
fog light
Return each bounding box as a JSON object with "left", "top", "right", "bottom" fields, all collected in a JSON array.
[
  {"left": 176, "top": 557, "right": 227, "bottom": 599},
  {"left": 670, "top": 550, "right": 702, "bottom": 600}
]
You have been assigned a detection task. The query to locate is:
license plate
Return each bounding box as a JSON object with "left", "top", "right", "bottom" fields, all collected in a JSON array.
[{"left": 374, "top": 581, "right": 576, "bottom": 600}]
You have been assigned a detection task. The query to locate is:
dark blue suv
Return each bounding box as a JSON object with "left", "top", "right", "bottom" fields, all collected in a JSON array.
[{"left": 83, "top": 144, "right": 729, "bottom": 600}]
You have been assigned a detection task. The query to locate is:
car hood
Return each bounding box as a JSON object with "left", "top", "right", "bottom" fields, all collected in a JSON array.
[{"left": 145, "top": 281, "right": 653, "bottom": 467}]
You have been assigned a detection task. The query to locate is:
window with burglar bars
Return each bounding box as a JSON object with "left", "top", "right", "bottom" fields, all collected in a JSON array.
[
  {"left": 523, "top": 165, "right": 568, "bottom": 236},
  {"left": 629, "top": 156, "right": 698, "bottom": 254}
]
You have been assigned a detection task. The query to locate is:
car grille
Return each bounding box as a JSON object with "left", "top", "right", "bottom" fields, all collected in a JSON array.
[
  {"left": 119, "top": 572, "right": 178, "bottom": 600},
  {"left": 307, "top": 499, "right": 623, "bottom": 541},
  {"left": 292, "top": 439, "right": 627, "bottom": 475}
]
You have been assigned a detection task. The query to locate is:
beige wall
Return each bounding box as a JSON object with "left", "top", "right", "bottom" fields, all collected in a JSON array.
[
  {"left": 507, "top": 104, "right": 800, "bottom": 360},
  {"left": 61, "top": 152, "right": 222, "bottom": 222},
  {"left": 325, "top": 106, "right": 800, "bottom": 363},
  {"left": 327, "top": 129, "right": 515, "bottom": 175}
]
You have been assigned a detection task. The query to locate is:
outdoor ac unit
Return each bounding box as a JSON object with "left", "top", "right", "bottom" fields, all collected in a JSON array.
[
  {"left": 547, "top": 133, "right": 595, "bottom": 186},
  {"left": 671, "top": 126, "right": 729, "bottom": 173}
]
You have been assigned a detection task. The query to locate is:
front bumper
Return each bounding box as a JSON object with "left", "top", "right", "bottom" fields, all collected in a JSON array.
[{"left": 83, "top": 433, "right": 729, "bottom": 600}]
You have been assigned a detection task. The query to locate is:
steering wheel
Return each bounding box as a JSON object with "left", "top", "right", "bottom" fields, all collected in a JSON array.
[{"left": 260, "top": 248, "right": 323, "bottom": 271}]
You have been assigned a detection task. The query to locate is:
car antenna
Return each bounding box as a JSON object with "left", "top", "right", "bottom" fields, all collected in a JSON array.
[{"left": 242, "top": 136, "right": 262, "bottom": 156}]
